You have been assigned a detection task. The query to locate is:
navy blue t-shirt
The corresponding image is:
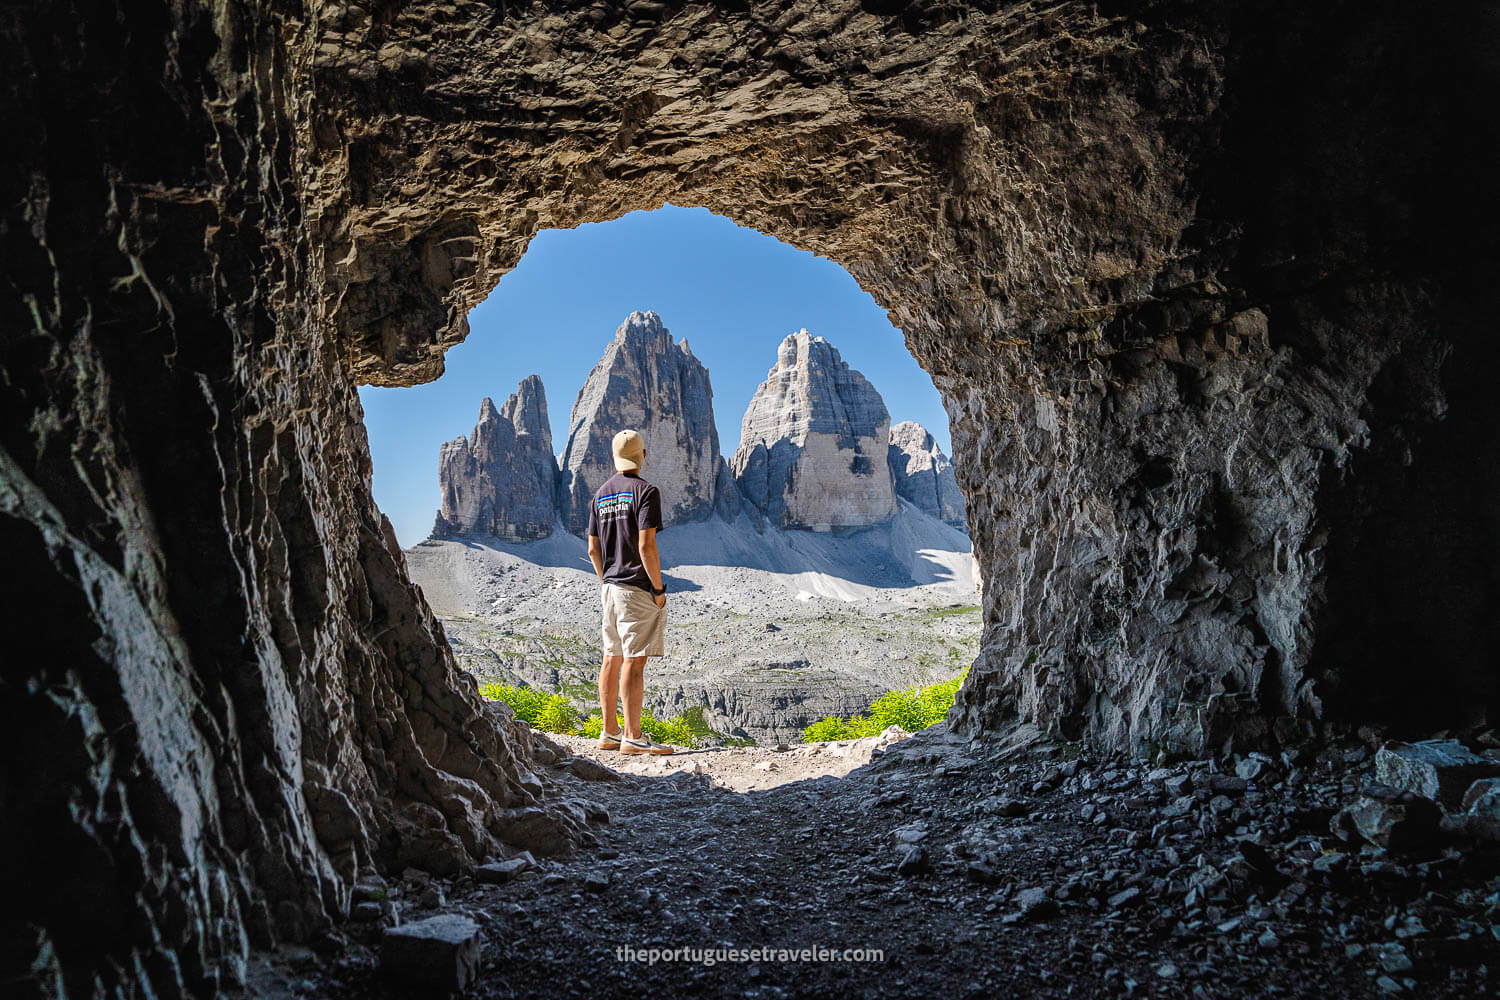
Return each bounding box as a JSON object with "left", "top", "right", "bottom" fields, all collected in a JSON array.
[{"left": 587, "top": 472, "right": 663, "bottom": 591}]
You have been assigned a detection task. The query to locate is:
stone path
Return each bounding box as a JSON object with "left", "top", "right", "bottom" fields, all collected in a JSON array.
[{"left": 264, "top": 726, "right": 1500, "bottom": 999}]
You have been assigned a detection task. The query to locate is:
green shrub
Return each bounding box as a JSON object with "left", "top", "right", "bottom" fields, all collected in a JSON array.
[
  {"left": 480, "top": 682, "right": 579, "bottom": 735},
  {"left": 534, "top": 696, "right": 580, "bottom": 735},
  {"left": 801, "top": 668, "right": 968, "bottom": 742},
  {"left": 484, "top": 681, "right": 741, "bottom": 748},
  {"left": 801, "top": 713, "right": 881, "bottom": 741},
  {"left": 868, "top": 687, "right": 927, "bottom": 732},
  {"left": 480, "top": 682, "right": 546, "bottom": 720},
  {"left": 641, "top": 711, "right": 698, "bottom": 747},
  {"left": 917, "top": 670, "right": 966, "bottom": 719}
]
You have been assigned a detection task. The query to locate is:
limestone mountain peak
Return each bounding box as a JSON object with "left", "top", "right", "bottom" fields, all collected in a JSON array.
[
  {"left": 433, "top": 377, "right": 559, "bottom": 541},
  {"left": 733, "top": 330, "right": 897, "bottom": 531},
  {"left": 500, "top": 373, "right": 549, "bottom": 438},
  {"left": 560, "top": 311, "right": 722, "bottom": 532},
  {"left": 439, "top": 322, "right": 953, "bottom": 540},
  {"left": 615, "top": 309, "right": 670, "bottom": 343},
  {"left": 771, "top": 328, "right": 845, "bottom": 374},
  {"left": 889, "top": 421, "right": 966, "bottom": 527}
]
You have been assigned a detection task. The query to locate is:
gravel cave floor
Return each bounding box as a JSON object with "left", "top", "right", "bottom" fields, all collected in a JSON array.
[{"left": 259, "top": 725, "right": 1500, "bottom": 999}]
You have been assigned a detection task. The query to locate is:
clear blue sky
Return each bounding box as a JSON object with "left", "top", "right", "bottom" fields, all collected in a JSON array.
[{"left": 359, "top": 204, "right": 952, "bottom": 548}]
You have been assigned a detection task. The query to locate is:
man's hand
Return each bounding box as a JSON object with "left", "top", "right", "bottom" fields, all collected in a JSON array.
[
  {"left": 587, "top": 534, "right": 605, "bottom": 581},
  {"left": 640, "top": 527, "right": 666, "bottom": 609}
]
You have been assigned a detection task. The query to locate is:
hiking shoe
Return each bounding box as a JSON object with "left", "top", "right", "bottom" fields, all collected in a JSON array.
[
  {"left": 619, "top": 734, "right": 675, "bottom": 756},
  {"left": 597, "top": 729, "right": 623, "bottom": 750}
]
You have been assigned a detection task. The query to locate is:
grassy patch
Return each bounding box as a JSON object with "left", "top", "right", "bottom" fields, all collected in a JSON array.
[
  {"left": 479, "top": 682, "right": 579, "bottom": 735},
  {"left": 801, "top": 667, "right": 969, "bottom": 742},
  {"left": 483, "top": 681, "right": 746, "bottom": 748}
]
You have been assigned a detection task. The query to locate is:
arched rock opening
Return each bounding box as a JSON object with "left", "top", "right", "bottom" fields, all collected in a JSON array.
[{"left": 3, "top": 0, "right": 1495, "bottom": 994}]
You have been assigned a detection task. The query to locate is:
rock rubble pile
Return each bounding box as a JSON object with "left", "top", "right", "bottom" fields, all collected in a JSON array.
[{"left": 269, "top": 724, "right": 1500, "bottom": 998}]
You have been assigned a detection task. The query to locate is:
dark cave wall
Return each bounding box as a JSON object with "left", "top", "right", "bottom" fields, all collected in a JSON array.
[
  {"left": 1, "top": 0, "right": 1496, "bottom": 995},
  {"left": 941, "top": 0, "right": 1500, "bottom": 753},
  {"left": 1, "top": 2, "right": 570, "bottom": 995},
  {"left": 1236, "top": 3, "right": 1500, "bottom": 735}
]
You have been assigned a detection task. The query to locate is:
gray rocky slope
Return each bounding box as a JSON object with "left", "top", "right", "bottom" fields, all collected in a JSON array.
[{"left": 407, "top": 506, "right": 979, "bottom": 746}]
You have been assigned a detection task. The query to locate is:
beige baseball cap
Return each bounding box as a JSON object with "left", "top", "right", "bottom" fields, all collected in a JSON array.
[{"left": 612, "top": 429, "right": 645, "bottom": 472}]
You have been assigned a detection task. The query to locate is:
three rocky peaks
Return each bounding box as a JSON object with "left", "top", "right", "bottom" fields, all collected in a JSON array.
[{"left": 432, "top": 311, "right": 964, "bottom": 542}]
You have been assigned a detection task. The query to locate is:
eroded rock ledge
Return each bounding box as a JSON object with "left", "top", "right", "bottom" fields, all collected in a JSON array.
[{"left": 2, "top": 0, "right": 1496, "bottom": 994}]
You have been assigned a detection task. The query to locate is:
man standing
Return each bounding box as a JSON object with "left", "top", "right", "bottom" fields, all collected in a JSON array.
[{"left": 587, "top": 429, "right": 675, "bottom": 755}]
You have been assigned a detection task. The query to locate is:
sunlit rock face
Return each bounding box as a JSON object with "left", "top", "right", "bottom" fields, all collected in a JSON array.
[
  {"left": 733, "top": 331, "right": 898, "bottom": 531},
  {"left": 889, "top": 421, "right": 965, "bottom": 527},
  {"left": 558, "top": 311, "right": 722, "bottom": 533},
  {"left": 5, "top": 0, "right": 1495, "bottom": 993},
  {"left": 434, "top": 376, "right": 558, "bottom": 540}
]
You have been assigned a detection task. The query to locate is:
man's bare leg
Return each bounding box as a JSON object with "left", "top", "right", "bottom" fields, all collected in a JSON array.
[
  {"left": 620, "top": 655, "right": 648, "bottom": 740},
  {"left": 598, "top": 655, "right": 624, "bottom": 734}
]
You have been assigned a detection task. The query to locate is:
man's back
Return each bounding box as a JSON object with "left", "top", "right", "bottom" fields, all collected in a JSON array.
[
  {"left": 588, "top": 471, "right": 662, "bottom": 590},
  {"left": 588, "top": 429, "right": 673, "bottom": 755}
]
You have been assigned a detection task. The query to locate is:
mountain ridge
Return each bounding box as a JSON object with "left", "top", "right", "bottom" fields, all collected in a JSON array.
[{"left": 432, "top": 311, "right": 965, "bottom": 542}]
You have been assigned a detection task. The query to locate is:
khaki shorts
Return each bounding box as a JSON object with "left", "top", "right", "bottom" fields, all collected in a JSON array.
[{"left": 600, "top": 583, "right": 666, "bottom": 657}]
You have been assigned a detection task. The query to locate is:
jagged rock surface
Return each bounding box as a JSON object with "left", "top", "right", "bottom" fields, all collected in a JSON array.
[
  {"left": 5, "top": 1, "right": 1496, "bottom": 994},
  {"left": 433, "top": 376, "right": 557, "bottom": 541},
  {"left": 559, "top": 312, "right": 720, "bottom": 534},
  {"left": 889, "top": 420, "right": 966, "bottom": 527},
  {"left": 290, "top": 729, "right": 1500, "bottom": 999},
  {"left": 733, "top": 331, "right": 898, "bottom": 530}
]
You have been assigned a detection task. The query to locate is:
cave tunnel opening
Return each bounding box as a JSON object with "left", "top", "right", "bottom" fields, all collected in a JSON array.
[{"left": 357, "top": 204, "right": 982, "bottom": 753}]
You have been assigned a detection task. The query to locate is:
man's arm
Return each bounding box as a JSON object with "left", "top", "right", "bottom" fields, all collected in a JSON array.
[
  {"left": 588, "top": 535, "right": 605, "bottom": 580},
  {"left": 639, "top": 527, "right": 666, "bottom": 607}
]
